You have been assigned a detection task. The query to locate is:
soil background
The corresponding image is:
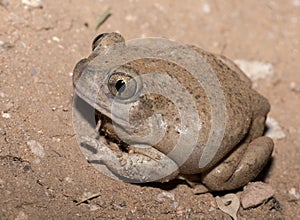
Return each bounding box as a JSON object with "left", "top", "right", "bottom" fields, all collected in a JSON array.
[{"left": 1, "top": 0, "right": 300, "bottom": 219}]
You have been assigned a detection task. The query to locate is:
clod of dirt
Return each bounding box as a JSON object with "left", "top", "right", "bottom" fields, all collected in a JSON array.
[
  {"left": 216, "top": 193, "right": 240, "bottom": 220},
  {"left": 234, "top": 59, "right": 274, "bottom": 81},
  {"left": 241, "top": 182, "right": 275, "bottom": 209}
]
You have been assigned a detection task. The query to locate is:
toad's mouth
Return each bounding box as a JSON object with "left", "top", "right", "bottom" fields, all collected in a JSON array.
[
  {"left": 74, "top": 87, "right": 131, "bottom": 129},
  {"left": 95, "top": 111, "right": 132, "bottom": 154}
]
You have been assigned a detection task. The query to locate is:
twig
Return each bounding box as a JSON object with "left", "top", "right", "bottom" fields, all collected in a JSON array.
[
  {"left": 75, "top": 192, "right": 101, "bottom": 206},
  {"left": 95, "top": 6, "right": 112, "bottom": 31}
]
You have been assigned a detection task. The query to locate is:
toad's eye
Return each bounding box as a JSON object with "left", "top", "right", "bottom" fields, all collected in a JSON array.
[{"left": 108, "top": 72, "right": 138, "bottom": 100}]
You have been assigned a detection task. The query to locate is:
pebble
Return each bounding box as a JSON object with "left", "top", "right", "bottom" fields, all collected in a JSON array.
[
  {"left": 202, "top": 3, "right": 211, "bottom": 14},
  {"left": 288, "top": 187, "right": 300, "bottom": 200},
  {"left": 292, "top": 0, "right": 300, "bottom": 7},
  {"left": 89, "top": 204, "right": 99, "bottom": 211},
  {"left": 216, "top": 193, "right": 239, "bottom": 220},
  {"left": 26, "top": 140, "right": 45, "bottom": 163},
  {"left": 52, "top": 36, "right": 60, "bottom": 42},
  {"left": 21, "top": 0, "right": 43, "bottom": 8},
  {"left": 234, "top": 59, "right": 274, "bottom": 81},
  {"left": 265, "top": 117, "right": 286, "bottom": 140},
  {"left": 0, "top": 91, "right": 7, "bottom": 98},
  {"left": 290, "top": 82, "right": 300, "bottom": 93},
  {"left": 0, "top": 0, "right": 9, "bottom": 7},
  {"left": 15, "top": 211, "right": 28, "bottom": 220},
  {"left": 241, "top": 182, "right": 275, "bottom": 209},
  {"left": 2, "top": 112, "right": 11, "bottom": 118},
  {"left": 155, "top": 191, "right": 175, "bottom": 203},
  {"left": 125, "top": 14, "right": 137, "bottom": 22}
]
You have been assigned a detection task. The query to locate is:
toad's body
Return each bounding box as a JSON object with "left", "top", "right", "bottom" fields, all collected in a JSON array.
[{"left": 73, "top": 33, "right": 274, "bottom": 191}]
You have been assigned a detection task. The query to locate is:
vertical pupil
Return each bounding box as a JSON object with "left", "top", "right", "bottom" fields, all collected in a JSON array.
[{"left": 115, "top": 80, "right": 126, "bottom": 93}]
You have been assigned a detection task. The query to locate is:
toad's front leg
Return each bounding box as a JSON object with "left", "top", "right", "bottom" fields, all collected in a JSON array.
[{"left": 82, "top": 137, "right": 179, "bottom": 183}]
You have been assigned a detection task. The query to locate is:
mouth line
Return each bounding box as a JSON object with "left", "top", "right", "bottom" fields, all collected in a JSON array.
[{"left": 74, "top": 88, "right": 130, "bottom": 129}]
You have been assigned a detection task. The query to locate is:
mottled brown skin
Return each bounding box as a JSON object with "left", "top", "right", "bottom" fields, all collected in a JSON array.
[{"left": 73, "top": 32, "right": 274, "bottom": 191}]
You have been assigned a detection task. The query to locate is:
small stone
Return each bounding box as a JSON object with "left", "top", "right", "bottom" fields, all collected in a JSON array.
[
  {"left": 125, "top": 14, "right": 137, "bottom": 21},
  {"left": 0, "top": 91, "right": 7, "bottom": 98},
  {"left": 290, "top": 82, "right": 300, "bottom": 93},
  {"left": 155, "top": 191, "right": 175, "bottom": 203},
  {"left": 21, "top": 0, "right": 43, "bottom": 8},
  {"left": 292, "top": 0, "right": 300, "bottom": 7},
  {"left": 202, "top": 3, "right": 211, "bottom": 14},
  {"left": 289, "top": 187, "right": 300, "bottom": 200},
  {"left": 241, "top": 182, "right": 275, "bottom": 209},
  {"left": 52, "top": 36, "right": 60, "bottom": 42},
  {"left": 234, "top": 59, "right": 274, "bottom": 81},
  {"left": 15, "top": 211, "right": 28, "bottom": 220},
  {"left": 265, "top": 117, "right": 286, "bottom": 139},
  {"left": 216, "top": 193, "right": 239, "bottom": 220},
  {"left": 0, "top": 0, "right": 9, "bottom": 7},
  {"left": 2, "top": 112, "right": 11, "bottom": 118},
  {"left": 27, "top": 140, "right": 45, "bottom": 158},
  {"left": 89, "top": 204, "right": 99, "bottom": 211},
  {"left": 65, "top": 177, "right": 72, "bottom": 183}
]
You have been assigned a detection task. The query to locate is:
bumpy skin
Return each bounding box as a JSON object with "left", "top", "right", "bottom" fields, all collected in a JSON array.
[{"left": 73, "top": 32, "right": 274, "bottom": 191}]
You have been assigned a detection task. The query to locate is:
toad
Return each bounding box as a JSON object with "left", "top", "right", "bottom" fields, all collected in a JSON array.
[{"left": 73, "top": 33, "right": 274, "bottom": 192}]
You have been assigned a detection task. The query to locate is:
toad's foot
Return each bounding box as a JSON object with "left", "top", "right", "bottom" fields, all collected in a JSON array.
[
  {"left": 82, "top": 136, "right": 179, "bottom": 183},
  {"left": 201, "top": 136, "right": 274, "bottom": 191}
]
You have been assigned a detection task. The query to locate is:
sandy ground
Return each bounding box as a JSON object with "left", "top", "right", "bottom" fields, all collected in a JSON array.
[{"left": 1, "top": 0, "right": 300, "bottom": 219}]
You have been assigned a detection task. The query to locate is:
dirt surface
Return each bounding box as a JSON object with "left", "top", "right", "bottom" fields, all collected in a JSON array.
[{"left": 1, "top": 0, "right": 300, "bottom": 219}]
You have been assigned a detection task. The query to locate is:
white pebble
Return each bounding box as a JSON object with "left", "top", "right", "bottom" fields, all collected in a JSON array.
[
  {"left": 125, "top": 14, "right": 137, "bottom": 21},
  {"left": 65, "top": 177, "right": 73, "bottom": 183},
  {"left": 216, "top": 193, "right": 239, "bottom": 220},
  {"left": 2, "top": 113, "right": 11, "bottom": 118},
  {"left": 202, "top": 3, "right": 211, "bottom": 14},
  {"left": 15, "top": 211, "right": 28, "bottom": 220},
  {"left": 234, "top": 59, "right": 274, "bottom": 80},
  {"left": 289, "top": 187, "right": 300, "bottom": 199},
  {"left": 290, "top": 82, "right": 300, "bottom": 93},
  {"left": 52, "top": 36, "right": 60, "bottom": 42},
  {"left": 89, "top": 204, "right": 99, "bottom": 211},
  {"left": 27, "top": 140, "right": 45, "bottom": 158},
  {"left": 292, "top": 0, "right": 300, "bottom": 6},
  {"left": 156, "top": 191, "right": 175, "bottom": 203},
  {"left": 265, "top": 117, "right": 286, "bottom": 139},
  {"left": 0, "top": 91, "right": 6, "bottom": 98},
  {"left": 21, "top": 0, "right": 43, "bottom": 8}
]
